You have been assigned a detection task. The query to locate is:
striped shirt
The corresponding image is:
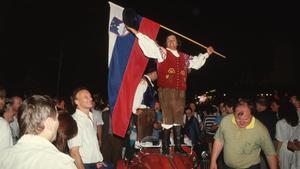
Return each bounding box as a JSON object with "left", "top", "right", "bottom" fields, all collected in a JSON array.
[{"left": 204, "top": 115, "right": 216, "bottom": 135}]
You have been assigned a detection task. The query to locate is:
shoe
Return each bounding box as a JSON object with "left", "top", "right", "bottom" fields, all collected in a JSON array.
[
  {"left": 173, "top": 126, "right": 187, "bottom": 156},
  {"left": 162, "top": 128, "right": 170, "bottom": 155}
]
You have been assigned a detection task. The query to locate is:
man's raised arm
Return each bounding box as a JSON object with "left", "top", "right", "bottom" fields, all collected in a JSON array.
[
  {"left": 126, "top": 27, "right": 166, "bottom": 63},
  {"left": 189, "top": 46, "right": 214, "bottom": 70}
]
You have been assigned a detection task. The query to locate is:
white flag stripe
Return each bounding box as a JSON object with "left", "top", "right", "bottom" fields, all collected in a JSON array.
[{"left": 108, "top": 2, "right": 124, "bottom": 67}]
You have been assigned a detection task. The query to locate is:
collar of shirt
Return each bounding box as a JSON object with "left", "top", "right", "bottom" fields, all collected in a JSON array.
[
  {"left": 231, "top": 116, "right": 256, "bottom": 129},
  {"left": 144, "top": 75, "right": 154, "bottom": 87},
  {"left": 75, "top": 109, "right": 93, "bottom": 120},
  {"left": 17, "top": 134, "right": 75, "bottom": 165},
  {"left": 102, "top": 107, "right": 109, "bottom": 112},
  {"left": 18, "top": 134, "right": 58, "bottom": 150},
  {"left": 166, "top": 48, "right": 179, "bottom": 57}
]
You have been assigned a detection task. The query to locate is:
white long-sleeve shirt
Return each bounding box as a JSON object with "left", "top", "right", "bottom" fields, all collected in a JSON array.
[
  {"left": 0, "top": 117, "right": 13, "bottom": 151},
  {"left": 132, "top": 75, "right": 154, "bottom": 114},
  {"left": 0, "top": 134, "right": 76, "bottom": 169},
  {"left": 136, "top": 33, "right": 209, "bottom": 69}
]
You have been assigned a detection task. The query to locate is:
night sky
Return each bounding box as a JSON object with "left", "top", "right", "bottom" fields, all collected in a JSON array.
[{"left": 0, "top": 0, "right": 299, "bottom": 99}]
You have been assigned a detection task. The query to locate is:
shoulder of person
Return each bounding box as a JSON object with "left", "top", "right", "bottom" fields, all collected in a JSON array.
[
  {"left": 140, "top": 78, "right": 148, "bottom": 85},
  {"left": 221, "top": 114, "right": 233, "bottom": 123},
  {"left": 0, "top": 118, "right": 10, "bottom": 128},
  {"left": 47, "top": 151, "right": 76, "bottom": 169},
  {"left": 254, "top": 118, "right": 269, "bottom": 132}
]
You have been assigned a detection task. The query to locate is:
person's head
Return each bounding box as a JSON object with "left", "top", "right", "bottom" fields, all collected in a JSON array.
[
  {"left": 92, "top": 93, "right": 103, "bottom": 109},
  {"left": 147, "top": 71, "right": 157, "bottom": 82},
  {"left": 166, "top": 35, "right": 181, "bottom": 50},
  {"left": 289, "top": 95, "right": 298, "bottom": 106},
  {"left": 55, "top": 113, "right": 78, "bottom": 152},
  {"left": 0, "top": 101, "right": 15, "bottom": 123},
  {"left": 224, "top": 99, "right": 236, "bottom": 114},
  {"left": 206, "top": 105, "right": 218, "bottom": 115},
  {"left": 278, "top": 102, "right": 299, "bottom": 127},
  {"left": 219, "top": 101, "right": 226, "bottom": 115},
  {"left": 234, "top": 101, "right": 253, "bottom": 128},
  {"left": 10, "top": 96, "right": 23, "bottom": 113},
  {"left": 19, "top": 95, "right": 59, "bottom": 142},
  {"left": 185, "top": 107, "right": 193, "bottom": 118},
  {"left": 154, "top": 101, "right": 161, "bottom": 111},
  {"left": 99, "top": 98, "right": 109, "bottom": 111},
  {"left": 290, "top": 95, "right": 300, "bottom": 109},
  {"left": 189, "top": 102, "right": 196, "bottom": 112},
  {"left": 144, "top": 59, "right": 157, "bottom": 81},
  {"left": 55, "top": 98, "right": 65, "bottom": 111},
  {"left": 71, "top": 87, "right": 93, "bottom": 113},
  {"left": 92, "top": 100, "right": 96, "bottom": 109},
  {"left": 270, "top": 99, "right": 280, "bottom": 113},
  {"left": 0, "top": 86, "right": 6, "bottom": 110},
  {"left": 255, "top": 97, "right": 269, "bottom": 112}
]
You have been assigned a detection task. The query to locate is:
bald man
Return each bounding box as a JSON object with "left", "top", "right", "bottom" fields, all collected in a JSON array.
[{"left": 210, "top": 100, "right": 277, "bottom": 169}]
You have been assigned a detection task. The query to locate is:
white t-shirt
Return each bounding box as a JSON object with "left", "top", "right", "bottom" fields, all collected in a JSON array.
[
  {"left": 0, "top": 117, "right": 13, "bottom": 151},
  {"left": 68, "top": 109, "right": 103, "bottom": 163},
  {"left": 92, "top": 108, "right": 104, "bottom": 126},
  {"left": 0, "top": 134, "right": 76, "bottom": 169}
]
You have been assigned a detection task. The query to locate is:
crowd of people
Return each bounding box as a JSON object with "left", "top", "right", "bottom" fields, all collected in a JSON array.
[
  {"left": 1, "top": 83, "right": 299, "bottom": 169},
  {"left": 0, "top": 24, "right": 300, "bottom": 169}
]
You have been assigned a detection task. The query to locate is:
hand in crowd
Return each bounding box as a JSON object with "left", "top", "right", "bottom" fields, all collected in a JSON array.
[
  {"left": 211, "top": 124, "right": 219, "bottom": 131},
  {"left": 126, "top": 26, "right": 138, "bottom": 35},
  {"left": 288, "top": 140, "right": 300, "bottom": 151},
  {"left": 210, "top": 161, "right": 218, "bottom": 169},
  {"left": 96, "top": 162, "right": 103, "bottom": 169},
  {"left": 207, "top": 46, "right": 214, "bottom": 56}
]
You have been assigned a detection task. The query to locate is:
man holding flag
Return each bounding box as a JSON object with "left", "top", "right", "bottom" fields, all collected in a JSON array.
[
  {"left": 108, "top": 1, "right": 215, "bottom": 156},
  {"left": 126, "top": 26, "right": 214, "bottom": 155}
]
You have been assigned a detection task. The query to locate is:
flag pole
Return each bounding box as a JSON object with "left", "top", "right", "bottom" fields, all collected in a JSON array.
[{"left": 160, "top": 25, "right": 226, "bottom": 58}]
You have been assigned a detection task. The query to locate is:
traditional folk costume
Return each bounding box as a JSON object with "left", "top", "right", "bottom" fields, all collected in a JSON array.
[{"left": 135, "top": 32, "right": 209, "bottom": 155}]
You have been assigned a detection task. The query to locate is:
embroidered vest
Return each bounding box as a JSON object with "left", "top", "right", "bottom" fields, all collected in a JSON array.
[{"left": 157, "top": 50, "right": 188, "bottom": 90}]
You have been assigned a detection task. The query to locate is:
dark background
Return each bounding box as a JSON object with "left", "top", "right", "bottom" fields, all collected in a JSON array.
[{"left": 1, "top": 0, "right": 299, "bottom": 100}]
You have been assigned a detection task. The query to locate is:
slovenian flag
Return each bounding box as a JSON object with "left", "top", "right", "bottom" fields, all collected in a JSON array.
[{"left": 108, "top": 2, "right": 160, "bottom": 137}]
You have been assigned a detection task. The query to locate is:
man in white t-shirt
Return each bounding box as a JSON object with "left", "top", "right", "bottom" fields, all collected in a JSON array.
[{"left": 68, "top": 87, "right": 103, "bottom": 169}]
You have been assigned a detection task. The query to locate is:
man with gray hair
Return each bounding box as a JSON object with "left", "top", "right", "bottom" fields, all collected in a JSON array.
[{"left": 0, "top": 95, "right": 77, "bottom": 169}]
